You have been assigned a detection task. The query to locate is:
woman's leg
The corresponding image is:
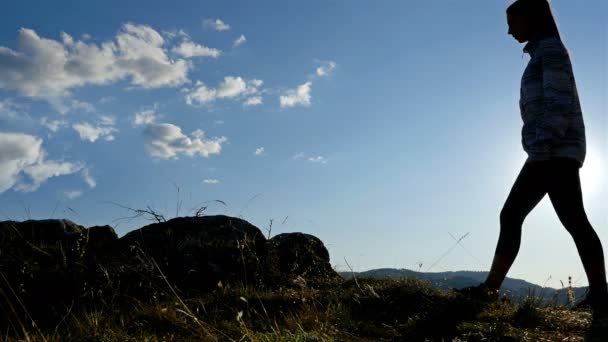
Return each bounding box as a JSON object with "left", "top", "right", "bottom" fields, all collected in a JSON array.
[
  {"left": 547, "top": 159, "right": 608, "bottom": 312},
  {"left": 484, "top": 161, "right": 548, "bottom": 290}
]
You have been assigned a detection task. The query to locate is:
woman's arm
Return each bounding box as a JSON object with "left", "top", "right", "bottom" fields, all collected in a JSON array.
[{"left": 533, "top": 39, "right": 574, "bottom": 148}]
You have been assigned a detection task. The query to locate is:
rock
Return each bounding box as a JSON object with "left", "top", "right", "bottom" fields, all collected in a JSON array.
[
  {"left": 82, "top": 225, "right": 118, "bottom": 253},
  {"left": 118, "top": 215, "right": 268, "bottom": 295},
  {"left": 0, "top": 219, "right": 83, "bottom": 241},
  {"left": 0, "top": 219, "right": 88, "bottom": 331},
  {"left": 265, "top": 232, "right": 341, "bottom": 289},
  {"left": 0, "top": 215, "right": 342, "bottom": 333}
]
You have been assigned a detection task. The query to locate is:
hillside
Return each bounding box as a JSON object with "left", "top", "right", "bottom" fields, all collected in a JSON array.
[
  {"left": 339, "top": 268, "right": 590, "bottom": 306},
  {"left": 0, "top": 216, "right": 602, "bottom": 341}
]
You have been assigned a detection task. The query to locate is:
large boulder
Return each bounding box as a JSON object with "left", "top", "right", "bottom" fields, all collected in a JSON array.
[
  {"left": 82, "top": 225, "right": 118, "bottom": 254},
  {"left": 0, "top": 219, "right": 142, "bottom": 331},
  {"left": 0, "top": 219, "right": 89, "bottom": 331},
  {"left": 265, "top": 232, "right": 341, "bottom": 289},
  {"left": 0, "top": 215, "right": 342, "bottom": 333},
  {"left": 118, "top": 215, "right": 268, "bottom": 295},
  {"left": 0, "top": 219, "right": 84, "bottom": 241}
]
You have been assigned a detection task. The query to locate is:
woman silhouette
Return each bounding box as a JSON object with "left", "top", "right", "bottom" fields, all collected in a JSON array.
[{"left": 459, "top": 0, "right": 608, "bottom": 330}]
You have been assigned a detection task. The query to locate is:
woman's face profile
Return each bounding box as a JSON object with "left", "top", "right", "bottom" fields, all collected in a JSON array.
[{"left": 507, "top": 12, "right": 532, "bottom": 43}]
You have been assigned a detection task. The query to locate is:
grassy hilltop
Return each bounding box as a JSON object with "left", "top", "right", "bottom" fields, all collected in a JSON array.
[
  {"left": 0, "top": 217, "right": 597, "bottom": 341},
  {"left": 5, "top": 275, "right": 595, "bottom": 341}
]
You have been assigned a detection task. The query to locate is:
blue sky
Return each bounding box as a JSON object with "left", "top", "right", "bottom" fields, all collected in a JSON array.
[{"left": 0, "top": 0, "right": 606, "bottom": 288}]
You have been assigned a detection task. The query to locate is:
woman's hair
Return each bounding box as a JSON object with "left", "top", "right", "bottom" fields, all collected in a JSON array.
[{"left": 507, "top": 0, "right": 561, "bottom": 39}]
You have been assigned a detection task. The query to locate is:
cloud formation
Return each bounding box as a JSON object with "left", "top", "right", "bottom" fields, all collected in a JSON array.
[
  {"left": 0, "top": 24, "right": 191, "bottom": 111},
  {"left": 62, "top": 190, "right": 83, "bottom": 199},
  {"left": 308, "top": 156, "right": 327, "bottom": 164},
  {"left": 316, "top": 60, "right": 336, "bottom": 77},
  {"left": 233, "top": 34, "right": 246, "bottom": 47},
  {"left": 203, "top": 19, "right": 230, "bottom": 31},
  {"left": 0, "top": 132, "right": 83, "bottom": 193},
  {"left": 143, "top": 123, "right": 227, "bottom": 159},
  {"left": 40, "top": 117, "right": 68, "bottom": 132},
  {"left": 172, "top": 39, "right": 221, "bottom": 58},
  {"left": 133, "top": 109, "right": 159, "bottom": 126},
  {"left": 203, "top": 179, "right": 220, "bottom": 184},
  {"left": 72, "top": 116, "right": 117, "bottom": 142},
  {"left": 185, "top": 76, "right": 263, "bottom": 107},
  {"left": 243, "top": 96, "right": 262, "bottom": 107},
  {"left": 279, "top": 81, "right": 312, "bottom": 108},
  {"left": 81, "top": 168, "right": 96, "bottom": 188},
  {"left": 0, "top": 99, "right": 21, "bottom": 121},
  {"left": 254, "top": 147, "right": 264, "bottom": 155}
]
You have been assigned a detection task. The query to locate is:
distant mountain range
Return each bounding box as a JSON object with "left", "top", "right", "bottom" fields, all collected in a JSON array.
[{"left": 339, "top": 268, "right": 589, "bottom": 305}]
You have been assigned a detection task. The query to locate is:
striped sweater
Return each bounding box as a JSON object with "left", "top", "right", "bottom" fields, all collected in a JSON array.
[{"left": 519, "top": 33, "right": 586, "bottom": 166}]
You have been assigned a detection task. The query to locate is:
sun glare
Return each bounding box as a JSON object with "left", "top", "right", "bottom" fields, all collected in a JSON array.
[{"left": 580, "top": 145, "right": 603, "bottom": 194}]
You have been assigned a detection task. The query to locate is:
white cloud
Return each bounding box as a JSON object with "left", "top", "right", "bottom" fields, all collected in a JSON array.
[
  {"left": 308, "top": 156, "right": 327, "bottom": 164},
  {"left": 233, "top": 34, "right": 246, "bottom": 47},
  {"left": 279, "top": 81, "right": 312, "bottom": 108},
  {"left": 0, "top": 99, "right": 22, "bottom": 121},
  {"left": 98, "top": 96, "right": 115, "bottom": 104},
  {"left": 0, "top": 132, "right": 83, "bottom": 193},
  {"left": 161, "top": 29, "right": 189, "bottom": 40},
  {"left": 99, "top": 115, "right": 115, "bottom": 126},
  {"left": 73, "top": 116, "right": 117, "bottom": 142},
  {"left": 203, "top": 18, "right": 230, "bottom": 31},
  {"left": 62, "top": 190, "right": 83, "bottom": 200},
  {"left": 292, "top": 152, "right": 304, "bottom": 160},
  {"left": 16, "top": 160, "right": 84, "bottom": 192},
  {"left": 203, "top": 179, "right": 220, "bottom": 184},
  {"left": 185, "top": 76, "right": 263, "bottom": 107},
  {"left": 133, "top": 109, "right": 159, "bottom": 126},
  {"left": 112, "top": 23, "right": 191, "bottom": 87},
  {"left": 254, "top": 147, "right": 265, "bottom": 155},
  {"left": 61, "top": 32, "right": 74, "bottom": 46},
  {"left": 216, "top": 77, "right": 261, "bottom": 98},
  {"left": 0, "top": 24, "right": 191, "bottom": 112},
  {"left": 185, "top": 82, "right": 217, "bottom": 106},
  {"left": 217, "top": 76, "right": 248, "bottom": 98},
  {"left": 0, "top": 133, "right": 43, "bottom": 192},
  {"left": 40, "top": 117, "right": 68, "bottom": 132},
  {"left": 172, "top": 39, "right": 221, "bottom": 58},
  {"left": 243, "top": 96, "right": 262, "bottom": 107},
  {"left": 213, "top": 120, "right": 224, "bottom": 125},
  {"left": 316, "top": 60, "right": 336, "bottom": 77},
  {"left": 143, "top": 123, "right": 227, "bottom": 159},
  {"left": 68, "top": 99, "right": 95, "bottom": 113},
  {"left": 81, "top": 167, "right": 96, "bottom": 188}
]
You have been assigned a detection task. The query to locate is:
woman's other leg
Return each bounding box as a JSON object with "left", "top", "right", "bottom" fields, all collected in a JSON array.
[
  {"left": 547, "top": 159, "right": 608, "bottom": 313},
  {"left": 485, "top": 161, "right": 548, "bottom": 290}
]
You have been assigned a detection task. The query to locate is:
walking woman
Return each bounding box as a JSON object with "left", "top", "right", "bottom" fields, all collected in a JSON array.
[{"left": 459, "top": 0, "right": 608, "bottom": 334}]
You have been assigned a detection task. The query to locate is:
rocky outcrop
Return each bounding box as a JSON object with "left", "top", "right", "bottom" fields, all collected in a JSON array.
[
  {"left": 265, "top": 232, "right": 342, "bottom": 289},
  {"left": 0, "top": 219, "right": 90, "bottom": 331},
  {"left": 0, "top": 215, "right": 340, "bottom": 331},
  {"left": 118, "top": 215, "right": 268, "bottom": 295}
]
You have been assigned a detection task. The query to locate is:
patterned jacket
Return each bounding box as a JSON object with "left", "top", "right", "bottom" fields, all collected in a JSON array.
[{"left": 520, "top": 33, "right": 586, "bottom": 166}]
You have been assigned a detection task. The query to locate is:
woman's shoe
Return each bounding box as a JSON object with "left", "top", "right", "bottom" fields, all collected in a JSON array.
[
  {"left": 574, "top": 293, "right": 608, "bottom": 313},
  {"left": 585, "top": 311, "right": 608, "bottom": 341},
  {"left": 454, "top": 282, "right": 500, "bottom": 303},
  {"left": 572, "top": 294, "right": 592, "bottom": 311}
]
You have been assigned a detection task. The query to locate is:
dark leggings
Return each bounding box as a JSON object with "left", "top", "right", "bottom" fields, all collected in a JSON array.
[{"left": 495, "top": 157, "right": 608, "bottom": 304}]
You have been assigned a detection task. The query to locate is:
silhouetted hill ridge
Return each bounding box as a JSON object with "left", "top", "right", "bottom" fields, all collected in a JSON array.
[{"left": 339, "top": 267, "right": 589, "bottom": 304}]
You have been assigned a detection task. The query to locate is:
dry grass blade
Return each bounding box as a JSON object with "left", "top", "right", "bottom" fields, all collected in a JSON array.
[
  {"left": 0, "top": 272, "right": 46, "bottom": 341},
  {"left": 131, "top": 245, "right": 233, "bottom": 341}
]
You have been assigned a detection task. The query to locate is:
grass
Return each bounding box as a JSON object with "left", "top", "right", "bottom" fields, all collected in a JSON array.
[
  {"left": 1, "top": 271, "right": 596, "bottom": 342},
  {"left": 0, "top": 197, "right": 598, "bottom": 341}
]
